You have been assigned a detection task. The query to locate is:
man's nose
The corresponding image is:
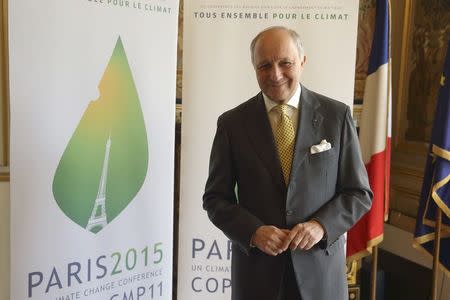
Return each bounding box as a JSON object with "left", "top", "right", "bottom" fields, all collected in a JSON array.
[{"left": 269, "top": 66, "right": 282, "bottom": 81}]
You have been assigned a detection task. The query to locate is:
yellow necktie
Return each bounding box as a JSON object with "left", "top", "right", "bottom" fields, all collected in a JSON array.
[{"left": 273, "top": 104, "right": 295, "bottom": 185}]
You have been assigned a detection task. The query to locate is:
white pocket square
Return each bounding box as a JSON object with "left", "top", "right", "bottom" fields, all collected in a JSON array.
[{"left": 310, "top": 139, "right": 332, "bottom": 154}]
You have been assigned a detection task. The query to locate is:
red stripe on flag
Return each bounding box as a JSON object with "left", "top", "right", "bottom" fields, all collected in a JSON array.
[
  {"left": 384, "top": 137, "right": 391, "bottom": 220},
  {"left": 347, "top": 145, "right": 388, "bottom": 258}
]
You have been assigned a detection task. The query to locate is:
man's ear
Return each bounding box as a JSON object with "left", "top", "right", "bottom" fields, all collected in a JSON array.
[{"left": 300, "top": 55, "right": 307, "bottom": 67}]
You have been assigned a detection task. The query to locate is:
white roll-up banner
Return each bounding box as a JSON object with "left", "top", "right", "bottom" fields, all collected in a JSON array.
[
  {"left": 10, "top": 1, "right": 179, "bottom": 299},
  {"left": 179, "top": 0, "right": 359, "bottom": 299}
]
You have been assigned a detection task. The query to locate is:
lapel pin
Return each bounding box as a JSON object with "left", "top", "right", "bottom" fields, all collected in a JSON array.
[{"left": 313, "top": 118, "right": 319, "bottom": 127}]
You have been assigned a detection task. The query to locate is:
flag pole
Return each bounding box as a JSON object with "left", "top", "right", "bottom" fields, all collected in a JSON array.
[
  {"left": 431, "top": 207, "right": 442, "bottom": 300},
  {"left": 370, "top": 246, "right": 379, "bottom": 300}
]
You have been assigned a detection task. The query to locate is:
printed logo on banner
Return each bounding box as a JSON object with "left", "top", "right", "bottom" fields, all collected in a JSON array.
[{"left": 52, "top": 37, "right": 148, "bottom": 233}]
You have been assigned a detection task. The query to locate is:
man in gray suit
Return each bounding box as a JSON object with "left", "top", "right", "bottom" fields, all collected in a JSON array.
[{"left": 203, "top": 26, "right": 373, "bottom": 300}]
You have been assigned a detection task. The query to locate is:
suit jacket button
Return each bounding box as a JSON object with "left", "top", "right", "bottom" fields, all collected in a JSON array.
[{"left": 286, "top": 210, "right": 293, "bottom": 216}]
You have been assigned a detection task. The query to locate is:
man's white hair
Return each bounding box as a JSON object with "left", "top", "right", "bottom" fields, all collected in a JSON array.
[{"left": 250, "top": 26, "right": 305, "bottom": 66}]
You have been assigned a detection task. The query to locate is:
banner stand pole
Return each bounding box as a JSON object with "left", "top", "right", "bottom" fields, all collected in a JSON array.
[
  {"left": 370, "top": 245, "right": 379, "bottom": 300},
  {"left": 431, "top": 208, "right": 442, "bottom": 300}
]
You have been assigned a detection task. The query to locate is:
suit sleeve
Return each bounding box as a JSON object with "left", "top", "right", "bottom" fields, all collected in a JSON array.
[
  {"left": 312, "top": 106, "right": 373, "bottom": 248},
  {"left": 203, "top": 115, "right": 264, "bottom": 255}
]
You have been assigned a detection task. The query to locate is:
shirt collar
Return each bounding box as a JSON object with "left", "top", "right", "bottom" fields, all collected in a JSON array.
[{"left": 263, "top": 84, "right": 301, "bottom": 113}]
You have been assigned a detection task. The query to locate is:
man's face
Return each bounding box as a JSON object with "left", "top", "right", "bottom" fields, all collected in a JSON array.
[{"left": 253, "top": 29, "right": 306, "bottom": 104}]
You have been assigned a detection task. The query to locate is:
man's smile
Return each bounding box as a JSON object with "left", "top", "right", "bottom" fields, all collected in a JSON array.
[{"left": 270, "top": 81, "right": 288, "bottom": 87}]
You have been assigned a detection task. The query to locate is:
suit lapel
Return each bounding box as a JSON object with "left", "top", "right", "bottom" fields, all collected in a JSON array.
[
  {"left": 290, "top": 86, "right": 323, "bottom": 181},
  {"left": 244, "top": 93, "right": 286, "bottom": 192}
]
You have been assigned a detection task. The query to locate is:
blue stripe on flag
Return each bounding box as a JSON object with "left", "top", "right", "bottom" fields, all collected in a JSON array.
[{"left": 367, "top": 0, "right": 389, "bottom": 75}]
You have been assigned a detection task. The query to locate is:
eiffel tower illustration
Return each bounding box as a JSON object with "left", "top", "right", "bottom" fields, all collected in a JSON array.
[{"left": 86, "top": 135, "right": 112, "bottom": 233}]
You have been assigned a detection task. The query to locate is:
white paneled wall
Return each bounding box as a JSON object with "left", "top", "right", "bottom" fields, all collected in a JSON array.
[
  {"left": 0, "top": 182, "right": 10, "bottom": 300},
  {"left": 381, "top": 223, "right": 450, "bottom": 299}
]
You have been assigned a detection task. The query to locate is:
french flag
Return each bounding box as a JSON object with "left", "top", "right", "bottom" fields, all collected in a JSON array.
[{"left": 347, "top": 0, "right": 391, "bottom": 260}]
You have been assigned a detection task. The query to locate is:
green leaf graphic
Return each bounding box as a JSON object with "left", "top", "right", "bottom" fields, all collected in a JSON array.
[{"left": 53, "top": 37, "right": 148, "bottom": 233}]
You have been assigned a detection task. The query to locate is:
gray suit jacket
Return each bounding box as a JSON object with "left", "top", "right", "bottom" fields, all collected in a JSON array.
[{"left": 203, "top": 86, "right": 373, "bottom": 300}]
